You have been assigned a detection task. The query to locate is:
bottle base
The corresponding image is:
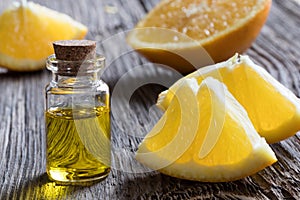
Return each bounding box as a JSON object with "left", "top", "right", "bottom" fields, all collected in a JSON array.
[{"left": 47, "top": 167, "right": 110, "bottom": 185}]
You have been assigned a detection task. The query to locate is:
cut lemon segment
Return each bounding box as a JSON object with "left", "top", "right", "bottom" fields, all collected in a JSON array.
[
  {"left": 157, "top": 54, "right": 300, "bottom": 144},
  {"left": 0, "top": 2, "right": 87, "bottom": 71},
  {"left": 127, "top": 0, "right": 271, "bottom": 73},
  {"left": 136, "top": 77, "right": 277, "bottom": 182}
]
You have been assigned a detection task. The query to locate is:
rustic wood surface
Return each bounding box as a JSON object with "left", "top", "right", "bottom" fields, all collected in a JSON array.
[{"left": 1, "top": 0, "right": 300, "bottom": 199}]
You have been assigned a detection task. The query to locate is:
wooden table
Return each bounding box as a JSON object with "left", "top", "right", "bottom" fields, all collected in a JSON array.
[{"left": 1, "top": 0, "right": 300, "bottom": 199}]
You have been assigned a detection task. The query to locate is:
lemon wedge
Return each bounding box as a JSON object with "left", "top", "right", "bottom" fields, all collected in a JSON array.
[
  {"left": 136, "top": 77, "right": 277, "bottom": 182},
  {"left": 0, "top": 2, "right": 87, "bottom": 71},
  {"left": 157, "top": 54, "right": 300, "bottom": 143}
]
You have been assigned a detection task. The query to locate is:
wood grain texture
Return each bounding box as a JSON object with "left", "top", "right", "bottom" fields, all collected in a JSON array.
[{"left": 0, "top": 0, "right": 300, "bottom": 199}]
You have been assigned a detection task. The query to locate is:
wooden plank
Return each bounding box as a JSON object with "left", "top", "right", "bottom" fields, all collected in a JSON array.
[{"left": 0, "top": 0, "right": 300, "bottom": 199}]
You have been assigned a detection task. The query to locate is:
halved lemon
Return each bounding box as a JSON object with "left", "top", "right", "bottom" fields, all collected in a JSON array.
[{"left": 127, "top": 0, "right": 271, "bottom": 73}]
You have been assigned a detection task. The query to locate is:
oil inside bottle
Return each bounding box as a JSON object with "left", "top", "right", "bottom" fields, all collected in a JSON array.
[{"left": 45, "top": 106, "right": 110, "bottom": 183}]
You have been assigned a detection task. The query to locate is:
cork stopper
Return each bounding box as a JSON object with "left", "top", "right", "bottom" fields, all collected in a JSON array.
[{"left": 53, "top": 40, "right": 97, "bottom": 75}]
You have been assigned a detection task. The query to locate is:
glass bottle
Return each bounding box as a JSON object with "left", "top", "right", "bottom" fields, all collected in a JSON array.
[{"left": 45, "top": 54, "right": 110, "bottom": 184}]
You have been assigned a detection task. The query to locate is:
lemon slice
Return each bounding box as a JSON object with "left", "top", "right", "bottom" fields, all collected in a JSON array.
[
  {"left": 0, "top": 2, "right": 87, "bottom": 71},
  {"left": 157, "top": 54, "right": 300, "bottom": 144},
  {"left": 136, "top": 77, "right": 277, "bottom": 182}
]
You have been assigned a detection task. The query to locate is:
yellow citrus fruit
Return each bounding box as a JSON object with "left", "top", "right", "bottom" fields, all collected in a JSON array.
[
  {"left": 136, "top": 77, "right": 277, "bottom": 182},
  {"left": 0, "top": 2, "right": 87, "bottom": 71},
  {"left": 127, "top": 0, "right": 271, "bottom": 73},
  {"left": 157, "top": 54, "right": 300, "bottom": 144}
]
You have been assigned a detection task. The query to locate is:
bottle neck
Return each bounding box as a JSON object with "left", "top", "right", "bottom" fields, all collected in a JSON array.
[
  {"left": 51, "top": 70, "right": 101, "bottom": 88},
  {"left": 46, "top": 54, "right": 105, "bottom": 88}
]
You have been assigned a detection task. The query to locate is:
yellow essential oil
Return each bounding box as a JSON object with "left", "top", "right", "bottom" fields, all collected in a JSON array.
[{"left": 46, "top": 106, "right": 110, "bottom": 183}]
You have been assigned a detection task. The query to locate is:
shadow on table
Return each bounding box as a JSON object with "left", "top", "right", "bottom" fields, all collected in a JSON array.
[
  {"left": 112, "top": 172, "right": 280, "bottom": 199},
  {"left": 112, "top": 172, "right": 164, "bottom": 200},
  {"left": 113, "top": 173, "right": 222, "bottom": 199},
  {"left": 2, "top": 172, "right": 100, "bottom": 199}
]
